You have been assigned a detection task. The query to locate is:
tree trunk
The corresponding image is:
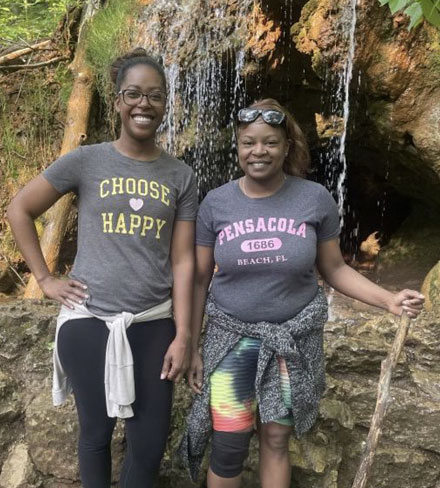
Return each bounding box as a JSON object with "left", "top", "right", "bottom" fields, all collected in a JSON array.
[{"left": 24, "top": 0, "right": 101, "bottom": 299}]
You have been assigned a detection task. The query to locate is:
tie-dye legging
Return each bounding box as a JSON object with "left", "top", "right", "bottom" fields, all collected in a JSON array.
[{"left": 210, "top": 337, "right": 293, "bottom": 432}]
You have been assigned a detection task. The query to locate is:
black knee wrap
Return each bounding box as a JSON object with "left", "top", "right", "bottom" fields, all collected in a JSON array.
[{"left": 210, "top": 430, "right": 253, "bottom": 478}]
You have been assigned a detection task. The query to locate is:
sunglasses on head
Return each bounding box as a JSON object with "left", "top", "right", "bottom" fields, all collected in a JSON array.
[{"left": 237, "top": 108, "right": 286, "bottom": 125}]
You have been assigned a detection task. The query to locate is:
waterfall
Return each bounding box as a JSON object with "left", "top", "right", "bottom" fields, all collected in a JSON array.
[
  {"left": 135, "top": 0, "right": 252, "bottom": 197},
  {"left": 337, "top": 0, "right": 358, "bottom": 229},
  {"left": 320, "top": 0, "right": 359, "bottom": 250},
  {"left": 136, "top": 0, "right": 359, "bottom": 222},
  {"left": 319, "top": 0, "right": 359, "bottom": 319}
]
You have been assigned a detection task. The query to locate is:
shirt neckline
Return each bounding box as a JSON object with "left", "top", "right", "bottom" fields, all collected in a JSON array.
[
  {"left": 107, "top": 141, "right": 163, "bottom": 164},
  {"left": 234, "top": 175, "right": 292, "bottom": 202}
]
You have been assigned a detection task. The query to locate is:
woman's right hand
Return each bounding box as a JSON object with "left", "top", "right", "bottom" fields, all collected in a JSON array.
[
  {"left": 38, "top": 275, "right": 88, "bottom": 309},
  {"left": 187, "top": 349, "right": 203, "bottom": 394}
]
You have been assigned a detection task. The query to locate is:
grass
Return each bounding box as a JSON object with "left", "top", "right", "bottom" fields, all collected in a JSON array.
[
  {"left": 0, "top": 92, "right": 26, "bottom": 180},
  {"left": 0, "top": 0, "right": 80, "bottom": 45},
  {"left": 0, "top": 69, "right": 66, "bottom": 265},
  {"left": 85, "top": 0, "right": 141, "bottom": 103},
  {"left": 0, "top": 71, "right": 59, "bottom": 179},
  {"left": 54, "top": 64, "right": 74, "bottom": 110}
]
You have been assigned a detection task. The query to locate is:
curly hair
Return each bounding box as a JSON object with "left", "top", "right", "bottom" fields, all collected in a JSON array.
[
  {"left": 237, "top": 98, "right": 310, "bottom": 178},
  {"left": 109, "top": 47, "right": 166, "bottom": 93}
]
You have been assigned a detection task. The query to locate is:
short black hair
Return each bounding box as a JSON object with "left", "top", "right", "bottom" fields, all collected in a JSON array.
[{"left": 110, "top": 48, "right": 166, "bottom": 93}]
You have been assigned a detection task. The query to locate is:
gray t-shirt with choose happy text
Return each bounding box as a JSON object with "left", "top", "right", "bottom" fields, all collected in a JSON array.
[
  {"left": 196, "top": 176, "right": 340, "bottom": 323},
  {"left": 43, "top": 142, "right": 198, "bottom": 315}
]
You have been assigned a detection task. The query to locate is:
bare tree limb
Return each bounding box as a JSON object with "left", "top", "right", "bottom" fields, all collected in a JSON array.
[
  {"left": 0, "top": 40, "right": 52, "bottom": 65},
  {"left": 351, "top": 312, "right": 411, "bottom": 488},
  {"left": 0, "top": 56, "right": 69, "bottom": 71}
]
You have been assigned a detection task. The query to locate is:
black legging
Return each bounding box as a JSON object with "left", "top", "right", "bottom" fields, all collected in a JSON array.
[{"left": 57, "top": 316, "right": 175, "bottom": 488}]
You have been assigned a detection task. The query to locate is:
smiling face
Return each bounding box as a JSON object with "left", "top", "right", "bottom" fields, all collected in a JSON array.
[
  {"left": 115, "top": 63, "right": 166, "bottom": 145},
  {"left": 237, "top": 117, "right": 289, "bottom": 183}
]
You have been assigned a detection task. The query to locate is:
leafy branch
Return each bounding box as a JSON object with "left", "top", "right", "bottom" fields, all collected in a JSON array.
[{"left": 379, "top": 0, "right": 440, "bottom": 29}]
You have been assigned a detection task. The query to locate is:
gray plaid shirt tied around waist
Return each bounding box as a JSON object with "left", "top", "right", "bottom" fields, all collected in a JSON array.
[{"left": 177, "top": 286, "right": 328, "bottom": 481}]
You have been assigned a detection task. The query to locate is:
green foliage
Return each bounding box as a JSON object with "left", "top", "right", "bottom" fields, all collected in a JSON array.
[
  {"left": 379, "top": 0, "right": 440, "bottom": 29},
  {"left": 0, "top": 71, "right": 61, "bottom": 179},
  {"left": 0, "top": 70, "right": 65, "bottom": 263},
  {"left": 0, "top": 94, "right": 25, "bottom": 178},
  {"left": 54, "top": 64, "right": 74, "bottom": 110},
  {"left": 0, "top": 0, "right": 80, "bottom": 44},
  {"left": 84, "top": 0, "right": 141, "bottom": 103}
]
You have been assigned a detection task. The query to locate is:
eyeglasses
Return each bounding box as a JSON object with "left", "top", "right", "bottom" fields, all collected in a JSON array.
[
  {"left": 118, "top": 89, "right": 166, "bottom": 107},
  {"left": 237, "top": 108, "right": 286, "bottom": 125}
]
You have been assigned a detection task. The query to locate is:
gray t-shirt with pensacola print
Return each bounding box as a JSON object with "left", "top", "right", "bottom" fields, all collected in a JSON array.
[
  {"left": 196, "top": 176, "right": 340, "bottom": 323},
  {"left": 43, "top": 142, "right": 197, "bottom": 315}
]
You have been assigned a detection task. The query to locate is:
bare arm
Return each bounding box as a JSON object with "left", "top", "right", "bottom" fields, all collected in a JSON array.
[
  {"left": 6, "top": 174, "right": 87, "bottom": 307},
  {"left": 160, "top": 219, "right": 195, "bottom": 382},
  {"left": 7, "top": 175, "right": 64, "bottom": 282},
  {"left": 316, "top": 238, "right": 424, "bottom": 317},
  {"left": 187, "top": 244, "right": 215, "bottom": 393}
]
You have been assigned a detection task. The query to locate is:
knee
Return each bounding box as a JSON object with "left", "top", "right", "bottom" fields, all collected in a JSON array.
[
  {"left": 260, "top": 424, "right": 290, "bottom": 455},
  {"left": 210, "top": 430, "right": 253, "bottom": 478},
  {"left": 79, "top": 422, "right": 115, "bottom": 453},
  {"left": 79, "top": 434, "right": 112, "bottom": 454}
]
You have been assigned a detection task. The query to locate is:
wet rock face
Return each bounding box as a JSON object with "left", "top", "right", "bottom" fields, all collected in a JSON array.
[
  {"left": 129, "top": 0, "right": 439, "bottom": 270},
  {"left": 292, "top": 0, "right": 440, "bottom": 210},
  {"left": 0, "top": 297, "right": 439, "bottom": 487}
]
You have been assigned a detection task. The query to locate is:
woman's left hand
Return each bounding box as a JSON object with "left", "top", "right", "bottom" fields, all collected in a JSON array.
[
  {"left": 388, "top": 289, "right": 425, "bottom": 318},
  {"left": 160, "top": 335, "right": 191, "bottom": 382}
]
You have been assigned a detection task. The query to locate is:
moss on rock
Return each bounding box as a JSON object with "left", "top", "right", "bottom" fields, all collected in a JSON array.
[{"left": 421, "top": 260, "right": 440, "bottom": 313}]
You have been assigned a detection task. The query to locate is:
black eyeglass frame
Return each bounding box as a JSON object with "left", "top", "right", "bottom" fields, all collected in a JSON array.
[
  {"left": 118, "top": 89, "right": 167, "bottom": 107},
  {"left": 237, "top": 108, "right": 286, "bottom": 126}
]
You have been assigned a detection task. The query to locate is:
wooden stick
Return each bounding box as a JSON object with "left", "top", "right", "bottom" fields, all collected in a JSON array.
[
  {"left": 0, "top": 56, "right": 68, "bottom": 71},
  {"left": 0, "top": 40, "right": 52, "bottom": 65},
  {"left": 351, "top": 312, "right": 411, "bottom": 488}
]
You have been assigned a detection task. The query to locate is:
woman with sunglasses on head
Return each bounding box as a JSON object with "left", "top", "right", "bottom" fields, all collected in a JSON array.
[
  {"left": 179, "top": 98, "right": 424, "bottom": 488},
  {"left": 7, "top": 48, "right": 197, "bottom": 487}
]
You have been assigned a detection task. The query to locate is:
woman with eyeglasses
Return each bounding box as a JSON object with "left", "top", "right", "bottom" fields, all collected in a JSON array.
[
  {"left": 7, "top": 48, "right": 197, "bottom": 487},
  {"left": 179, "top": 98, "right": 424, "bottom": 488}
]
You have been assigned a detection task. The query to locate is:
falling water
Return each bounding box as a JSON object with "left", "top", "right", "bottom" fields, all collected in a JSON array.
[
  {"left": 134, "top": 0, "right": 364, "bottom": 322},
  {"left": 319, "top": 0, "right": 359, "bottom": 319},
  {"left": 336, "top": 0, "right": 358, "bottom": 228},
  {"left": 320, "top": 0, "right": 359, "bottom": 241},
  {"left": 136, "top": 0, "right": 252, "bottom": 197},
  {"left": 137, "top": 0, "right": 359, "bottom": 228}
]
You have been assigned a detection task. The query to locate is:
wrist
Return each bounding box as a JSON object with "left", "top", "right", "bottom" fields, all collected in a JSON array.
[
  {"left": 174, "top": 330, "right": 191, "bottom": 343},
  {"left": 384, "top": 291, "right": 397, "bottom": 313},
  {"left": 36, "top": 274, "right": 52, "bottom": 284},
  {"left": 190, "top": 333, "right": 201, "bottom": 351}
]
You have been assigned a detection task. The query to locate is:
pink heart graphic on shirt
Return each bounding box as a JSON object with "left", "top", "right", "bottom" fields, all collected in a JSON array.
[{"left": 129, "top": 198, "right": 144, "bottom": 211}]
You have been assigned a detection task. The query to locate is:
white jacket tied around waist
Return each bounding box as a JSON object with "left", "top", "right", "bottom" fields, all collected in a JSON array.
[{"left": 52, "top": 299, "right": 173, "bottom": 418}]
